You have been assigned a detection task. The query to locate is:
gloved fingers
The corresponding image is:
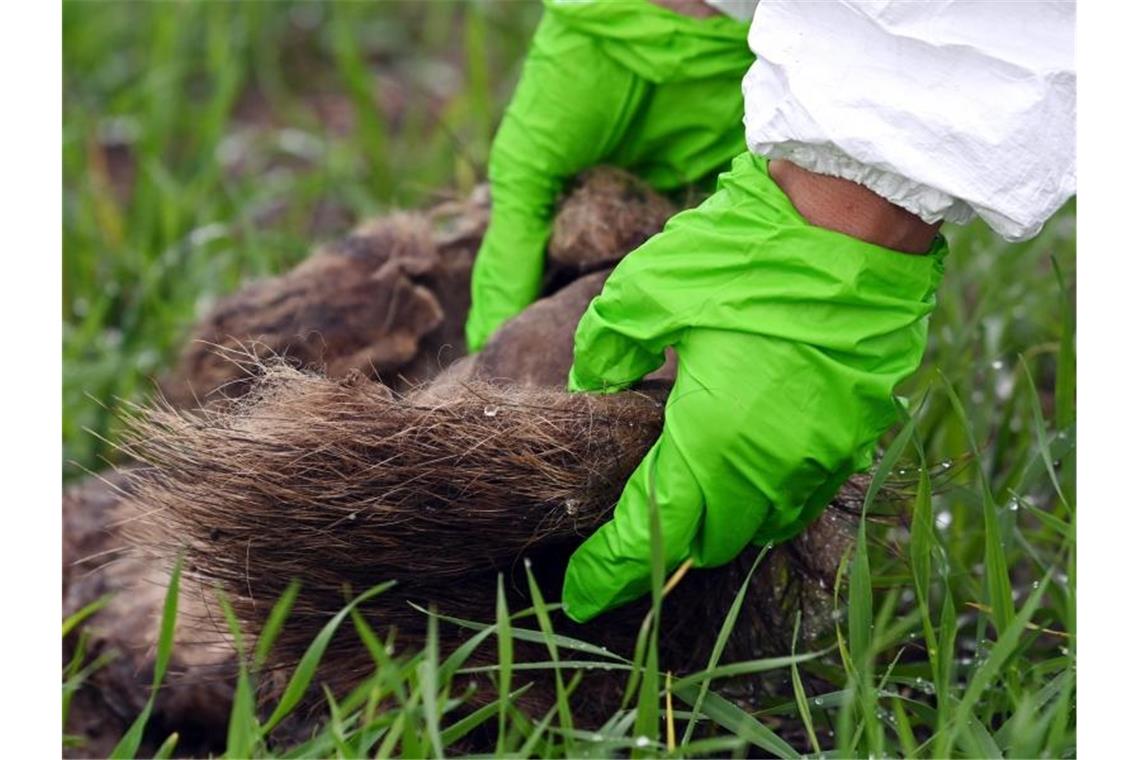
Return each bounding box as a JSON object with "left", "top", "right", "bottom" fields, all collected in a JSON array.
[
  {"left": 566, "top": 211, "right": 708, "bottom": 391},
  {"left": 465, "top": 14, "right": 646, "bottom": 351},
  {"left": 561, "top": 421, "right": 704, "bottom": 623}
]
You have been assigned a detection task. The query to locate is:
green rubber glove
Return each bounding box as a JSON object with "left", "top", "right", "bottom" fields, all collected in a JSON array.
[
  {"left": 562, "top": 153, "right": 948, "bottom": 622},
  {"left": 464, "top": 0, "right": 753, "bottom": 351}
]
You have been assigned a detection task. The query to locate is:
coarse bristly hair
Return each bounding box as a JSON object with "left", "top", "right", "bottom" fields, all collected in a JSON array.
[{"left": 117, "top": 360, "right": 867, "bottom": 725}]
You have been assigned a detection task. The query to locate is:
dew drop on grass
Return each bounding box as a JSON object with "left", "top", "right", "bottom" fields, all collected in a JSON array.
[
  {"left": 483, "top": 405, "right": 499, "bottom": 417},
  {"left": 634, "top": 736, "right": 651, "bottom": 749},
  {"left": 991, "top": 359, "right": 1004, "bottom": 370},
  {"left": 936, "top": 511, "right": 953, "bottom": 530}
]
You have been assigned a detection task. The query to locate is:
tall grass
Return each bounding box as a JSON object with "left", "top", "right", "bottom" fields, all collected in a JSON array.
[{"left": 63, "top": 1, "right": 1076, "bottom": 756}]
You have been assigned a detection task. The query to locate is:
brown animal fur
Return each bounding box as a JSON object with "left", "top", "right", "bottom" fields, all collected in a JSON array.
[
  {"left": 65, "top": 167, "right": 857, "bottom": 749},
  {"left": 161, "top": 167, "right": 676, "bottom": 408},
  {"left": 63, "top": 472, "right": 234, "bottom": 758},
  {"left": 547, "top": 168, "right": 678, "bottom": 277},
  {"left": 124, "top": 365, "right": 861, "bottom": 727}
]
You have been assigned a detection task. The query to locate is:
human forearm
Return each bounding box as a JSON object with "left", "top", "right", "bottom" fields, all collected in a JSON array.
[{"left": 768, "top": 158, "right": 941, "bottom": 255}]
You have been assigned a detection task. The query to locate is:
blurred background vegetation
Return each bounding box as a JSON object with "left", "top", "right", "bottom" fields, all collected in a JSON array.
[{"left": 63, "top": 0, "right": 540, "bottom": 477}]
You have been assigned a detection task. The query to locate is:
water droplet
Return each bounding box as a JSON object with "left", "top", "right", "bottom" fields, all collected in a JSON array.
[
  {"left": 634, "top": 736, "right": 652, "bottom": 748},
  {"left": 991, "top": 359, "right": 1004, "bottom": 370},
  {"left": 483, "top": 405, "right": 499, "bottom": 417},
  {"left": 936, "top": 511, "right": 953, "bottom": 530},
  {"left": 348, "top": 512, "right": 357, "bottom": 521},
  {"left": 813, "top": 698, "right": 824, "bottom": 706}
]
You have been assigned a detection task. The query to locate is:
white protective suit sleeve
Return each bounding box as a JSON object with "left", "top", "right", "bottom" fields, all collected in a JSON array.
[{"left": 704, "top": 0, "right": 1075, "bottom": 242}]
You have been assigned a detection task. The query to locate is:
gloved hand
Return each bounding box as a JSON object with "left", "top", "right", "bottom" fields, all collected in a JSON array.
[
  {"left": 464, "top": 0, "right": 753, "bottom": 351},
  {"left": 562, "top": 153, "right": 948, "bottom": 622}
]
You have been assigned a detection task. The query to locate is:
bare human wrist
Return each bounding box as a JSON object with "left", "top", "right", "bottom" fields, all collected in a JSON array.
[
  {"left": 646, "top": 0, "right": 719, "bottom": 19},
  {"left": 768, "top": 159, "right": 941, "bottom": 255}
]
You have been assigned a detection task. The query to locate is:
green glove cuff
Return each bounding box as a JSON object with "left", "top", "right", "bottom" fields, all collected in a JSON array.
[{"left": 562, "top": 152, "right": 947, "bottom": 622}]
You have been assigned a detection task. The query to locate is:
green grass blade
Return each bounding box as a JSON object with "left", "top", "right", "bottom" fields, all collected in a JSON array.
[
  {"left": 216, "top": 590, "right": 258, "bottom": 759},
  {"left": 152, "top": 732, "right": 179, "bottom": 760},
  {"left": 515, "top": 705, "right": 558, "bottom": 759},
  {"left": 109, "top": 556, "right": 182, "bottom": 759},
  {"left": 941, "top": 372, "right": 1015, "bottom": 634},
  {"left": 410, "top": 603, "right": 628, "bottom": 663},
  {"left": 417, "top": 608, "right": 445, "bottom": 758},
  {"left": 633, "top": 475, "right": 666, "bottom": 755},
  {"left": 890, "top": 697, "right": 918, "bottom": 757},
  {"left": 790, "top": 612, "right": 822, "bottom": 756},
  {"left": 1051, "top": 256, "right": 1076, "bottom": 431},
  {"left": 940, "top": 574, "right": 1051, "bottom": 754},
  {"left": 152, "top": 557, "right": 183, "bottom": 690},
  {"left": 350, "top": 606, "right": 390, "bottom": 668},
  {"left": 440, "top": 684, "right": 532, "bottom": 748},
  {"left": 673, "top": 685, "right": 798, "bottom": 759},
  {"left": 439, "top": 624, "right": 496, "bottom": 682},
  {"left": 261, "top": 580, "right": 395, "bottom": 734},
  {"left": 254, "top": 579, "right": 300, "bottom": 670},
  {"left": 495, "top": 574, "right": 513, "bottom": 756},
  {"left": 523, "top": 559, "right": 576, "bottom": 754},
  {"left": 680, "top": 546, "right": 769, "bottom": 745},
  {"left": 671, "top": 652, "right": 825, "bottom": 691},
  {"left": 1019, "top": 355, "right": 1071, "bottom": 511},
  {"left": 62, "top": 593, "right": 113, "bottom": 638},
  {"left": 845, "top": 406, "right": 917, "bottom": 757},
  {"left": 994, "top": 668, "right": 1071, "bottom": 749},
  {"left": 936, "top": 583, "right": 958, "bottom": 729}
]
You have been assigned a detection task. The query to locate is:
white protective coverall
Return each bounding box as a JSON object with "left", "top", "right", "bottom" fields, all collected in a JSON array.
[{"left": 706, "top": 0, "right": 1076, "bottom": 241}]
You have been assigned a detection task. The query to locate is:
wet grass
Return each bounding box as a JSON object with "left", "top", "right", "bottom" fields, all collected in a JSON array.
[{"left": 63, "top": 1, "right": 1075, "bottom": 756}]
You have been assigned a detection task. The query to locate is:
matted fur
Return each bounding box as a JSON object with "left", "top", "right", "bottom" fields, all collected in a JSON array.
[
  {"left": 67, "top": 166, "right": 868, "bottom": 744},
  {"left": 121, "top": 362, "right": 863, "bottom": 725}
]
